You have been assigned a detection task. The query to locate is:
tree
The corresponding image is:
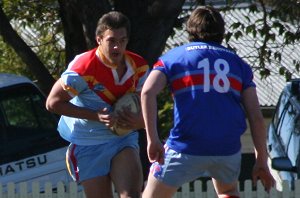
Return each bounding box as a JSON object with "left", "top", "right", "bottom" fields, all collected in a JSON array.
[
  {"left": 0, "top": 0, "right": 185, "bottom": 94},
  {"left": 0, "top": 0, "right": 66, "bottom": 92},
  {"left": 1, "top": 0, "right": 299, "bottom": 89},
  {"left": 0, "top": 0, "right": 186, "bottom": 182},
  {"left": 1, "top": 0, "right": 300, "bottom": 137},
  {"left": 224, "top": 0, "right": 300, "bottom": 80},
  {"left": 0, "top": 5, "right": 56, "bottom": 93},
  {"left": 1, "top": 1, "right": 300, "bottom": 184},
  {"left": 154, "top": 0, "right": 300, "bottom": 138}
]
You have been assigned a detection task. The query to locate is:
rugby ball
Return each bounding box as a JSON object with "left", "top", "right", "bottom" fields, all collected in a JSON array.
[{"left": 111, "top": 93, "right": 141, "bottom": 136}]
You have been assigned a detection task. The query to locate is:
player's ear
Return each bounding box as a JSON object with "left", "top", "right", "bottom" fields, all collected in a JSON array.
[{"left": 96, "top": 36, "right": 101, "bottom": 45}]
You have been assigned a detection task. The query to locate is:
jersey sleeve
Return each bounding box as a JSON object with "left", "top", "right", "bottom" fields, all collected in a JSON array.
[
  {"left": 136, "top": 67, "right": 150, "bottom": 92},
  {"left": 60, "top": 70, "right": 89, "bottom": 97},
  {"left": 153, "top": 59, "right": 167, "bottom": 74},
  {"left": 241, "top": 59, "right": 256, "bottom": 90}
]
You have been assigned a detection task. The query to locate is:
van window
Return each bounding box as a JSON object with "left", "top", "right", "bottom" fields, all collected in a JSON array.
[
  {"left": 272, "top": 92, "right": 290, "bottom": 131},
  {"left": 277, "top": 102, "right": 294, "bottom": 151},
  {"left": 2, "top": 88, "right": 56, "bottom": 132},
  {"left": 0, "top": 83, "right": 67, "bottom": 164},
  {"left": 274, "top": 95, "right": 300, "bottom": 155}
]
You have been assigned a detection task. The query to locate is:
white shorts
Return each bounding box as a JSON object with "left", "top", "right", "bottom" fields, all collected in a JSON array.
[{"left": 150, "top": 147, "right": 241, "bottom": 187}]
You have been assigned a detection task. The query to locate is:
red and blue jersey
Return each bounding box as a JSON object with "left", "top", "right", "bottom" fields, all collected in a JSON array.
[
  {"left": 58, "top": 47, "right": 149, "bottom": 145},
  {"left": 153, "top": 42, "right": 255, "bottom": 156},
  {"left": 65, "top": 48, "right": 149, "bottom": 105}
]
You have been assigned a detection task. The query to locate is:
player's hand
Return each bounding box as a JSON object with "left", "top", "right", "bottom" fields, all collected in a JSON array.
[
  {"left": 115, "top": 107, "right": 144, "bottom": 130},
  {"left": 252, "top": 162, "right": 275, "bottom": 192},
  {"left": 97, "top": 108, "right": 115, "bottom": 127},
  {"left": 147, "top": 138, "right": 164, "bottom": 165}
]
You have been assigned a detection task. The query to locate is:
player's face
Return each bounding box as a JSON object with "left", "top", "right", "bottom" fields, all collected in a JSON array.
[{"left": 97, "top": 28, "right": 128, "bottom": 66}]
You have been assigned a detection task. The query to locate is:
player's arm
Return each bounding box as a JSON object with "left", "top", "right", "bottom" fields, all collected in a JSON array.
[
  {"left": 46, "top": 79, "right": 114, "bottom": 126},
  {"left": 141, "top": 70, "right": 166, "bottom": 164},
  {"left": 241, "top": 87, "right": 275, "bottom": 191},
  {"left": 242, "top": 87, "right": 266, "bottom": 161}
]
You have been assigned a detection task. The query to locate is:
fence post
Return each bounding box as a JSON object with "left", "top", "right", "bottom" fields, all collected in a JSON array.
[
  {"left": 295, "top": 180, "right": 300, "bottom": 198},
  {"left": 44, "top": 182, "right": 53, "bottom": 198},
  {"left": 206, "top": 180, "right": 216, "bottom": 198},
  {"left": 194, "top": 180, "right": 203, "bottom": 198},
  {"left": 69, "top": 181, "right": 79, "bottom": 198},
  {"left": 257, "top": 181, "right": 267, "bottom": 198},
  {"left": 181, "top": 183, "right": 190, "bottom": 198},
  {"left": 0, "top": 183, "right": 2, "bottom": 198},
  {"left": 282, "top": 180, "right": 291, "bottom": 198},
  {"left": 243, "top": 180, "right": 252, "bottom": 198},
  {"left": 19, "top": 182, "right": 27, "bottom": 198},
  {"left": 32, "top": 182, "right": 40, "bottom": 198},
  {"left": 270, "top": 187, "right": 279, "bottom": 198},
  {"left": 7, "top": 182, "right": 15, "bottom": 198},
  {"left": 57, "top": 181, "right": 66, "bottom": 198},
  {"left": 173, "top": 189, "right": 178, "bottom": 198}
]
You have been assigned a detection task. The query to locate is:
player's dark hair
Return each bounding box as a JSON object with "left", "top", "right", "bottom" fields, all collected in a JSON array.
[
  {"left": 95, "top": 11, "right": 131, "bottom": 38},
  {"left": 187, "top": 6, "right": 225, "bottom": 44}
]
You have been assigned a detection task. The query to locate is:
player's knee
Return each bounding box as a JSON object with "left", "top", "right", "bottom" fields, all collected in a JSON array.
[
  {"left": 217, "top": 187, "right": 239, "bottom": 198},
  {"left": 118, "top": 189, "right": 141, "bottom": 198},
  {"left": 219, "top": 195, "right": 240, "bottom": 198},
  {"left": 214, "top": 180, "right": 239, "bottom": 198}
]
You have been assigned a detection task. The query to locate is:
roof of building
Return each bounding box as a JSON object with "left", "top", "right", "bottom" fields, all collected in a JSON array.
[{"left": 164, "top": 4, "right": 300, "bottom": 107}]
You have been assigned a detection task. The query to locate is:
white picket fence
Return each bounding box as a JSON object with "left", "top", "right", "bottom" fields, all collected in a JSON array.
[{"left": 1, "top": 179, "right": 300, "bottom": 198}]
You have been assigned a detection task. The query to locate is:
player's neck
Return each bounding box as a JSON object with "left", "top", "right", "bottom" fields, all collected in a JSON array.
[{"left": 116, "top": 62, "right": 127, "bottom": 79}]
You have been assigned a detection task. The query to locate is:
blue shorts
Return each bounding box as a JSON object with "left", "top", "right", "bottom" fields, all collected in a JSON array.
[
  {"left": 66, "top": 133, "right": 139, "bottom": 183},
  {"left": 150, "top": 147, "right": 241, "bottom": 187}
]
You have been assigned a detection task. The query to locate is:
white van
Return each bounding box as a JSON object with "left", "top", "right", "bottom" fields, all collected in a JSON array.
[{"left": 0, "top": 73, "right": 71, "bottom": 191}]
